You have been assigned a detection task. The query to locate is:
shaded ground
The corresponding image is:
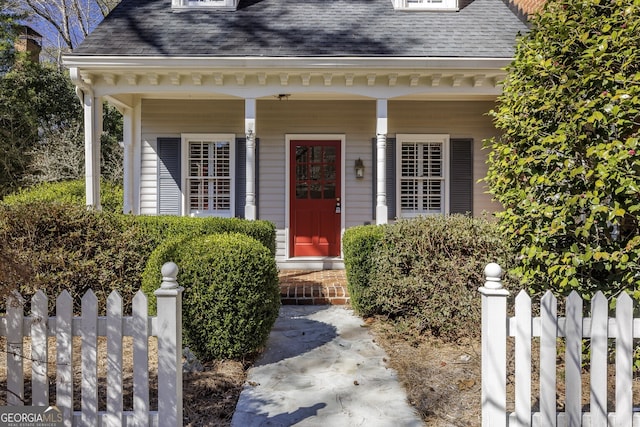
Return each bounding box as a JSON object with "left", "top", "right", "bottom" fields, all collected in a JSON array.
[
  {"left": 0, "top": 325, "right": 481, "bottom": 427},
  {"left": 369, "top": 319, "right": 482, "bottom": 427},
  {"left": 182, "top": 360, "right": 248, "bottom": 426},
  {"left": 3, "top": 318, "right": 640, "bottom": 426},
  {"left": 0, "top": 337, "right": 248, "bottom": 426}
]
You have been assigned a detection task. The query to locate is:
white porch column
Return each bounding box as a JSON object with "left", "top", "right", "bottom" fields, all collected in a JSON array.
[
  {"left": 376, "top": 99, "right": 388, "bottom": 225},
  {"left": 83, "top": 91, "right": 102, "bottom": 210},
  {"left": 244, "top": 98, "right": 257, "bottom": 220},
  {"left": 122, "top": 107, "right": 134, "bottom": 214},
  {"left": 132, "top": 99, "right": 142, "bottom": 215}
]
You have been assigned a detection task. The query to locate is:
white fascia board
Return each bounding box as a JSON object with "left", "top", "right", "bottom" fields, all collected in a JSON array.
[{"left": 63, "top": 55, "right": 512, "bottom": 72}]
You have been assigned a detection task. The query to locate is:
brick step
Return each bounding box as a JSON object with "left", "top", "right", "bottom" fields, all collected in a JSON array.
[{"left": 278, "top": 270, "right": 349, "bottom": 306}]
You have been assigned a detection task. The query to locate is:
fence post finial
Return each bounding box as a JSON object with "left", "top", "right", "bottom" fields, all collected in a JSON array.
[
  {"left": 155, "top": 262, "right": 183, "bottom": 426},
  {"left": 160, "top": 262, "right": 179, "bottom": 289},
  {"left": 479, "top": 263, "right": 509, "bottom": 427},
  {"left": 483, "top": 262, "right": 503, "bottom": 290}
]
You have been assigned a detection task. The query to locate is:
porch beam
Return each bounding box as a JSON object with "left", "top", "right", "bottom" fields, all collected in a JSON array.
[
  {"left": 376, "top": 99, "right": 388, "bottom": 225},
  {"left": 104, "top": 95, "right": 133, "bottom": 111}
]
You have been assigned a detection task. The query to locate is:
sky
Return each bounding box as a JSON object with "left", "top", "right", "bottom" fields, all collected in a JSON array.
[{"left": 17, "top": 0, "right": 112, "bottom": 63}]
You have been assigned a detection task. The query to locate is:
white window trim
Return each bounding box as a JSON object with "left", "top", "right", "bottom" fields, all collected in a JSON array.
[
  {"left": 181, "top": 133, "right": 236, "bottom": 218},
  {"left": 391, "top": 0, "right": 458, "bottom": 11},
  {"left": 396, "top": 134, "right": 450, "bottom": 217},
  {"left": 171, "top": 0, "right": 239, "bottom": 10}
]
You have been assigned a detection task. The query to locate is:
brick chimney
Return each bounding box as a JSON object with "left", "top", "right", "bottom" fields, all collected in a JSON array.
[
  {"left": 15, "top": 26, "right": 42, "bottom": 63},
  {"left": 509, "top": 0, "right": 546, "bottom": 17}
]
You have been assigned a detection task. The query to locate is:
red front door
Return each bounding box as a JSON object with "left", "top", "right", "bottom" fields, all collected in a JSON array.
[{"left": 290, "top": 141, "right": 341, "bottom": 257}]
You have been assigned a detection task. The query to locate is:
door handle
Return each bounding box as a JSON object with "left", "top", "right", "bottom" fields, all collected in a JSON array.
[{"left": 335, "top": 198, "right": 341, "bottom": 214}]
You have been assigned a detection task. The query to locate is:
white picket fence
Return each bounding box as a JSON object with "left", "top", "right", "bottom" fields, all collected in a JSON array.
[
  {"left": 0, "top": 262, "right": 183, "bottom": 427},
  {"left": 480, "top": 262, "right": 640, "bottom": 427}
]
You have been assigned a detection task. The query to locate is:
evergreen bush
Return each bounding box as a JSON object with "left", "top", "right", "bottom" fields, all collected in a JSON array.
[
  {"left": 141, "top": 233, "right": 280, "bottom": 361},
  {"left": 342, "top": 225, "right": 384, "bottom": 315},
  {"left": 127, "top": 215, "right": 276, "bottom": 257},
  {"left": 140, "top": 234, "right": 192, "bottom": 315},
  {"left": 3, "top": 179, "right": 124, "bottom": 214},
  {"left": 344, "top": 216, "right": 513, "bottom": 340},
  {"left": 0, "top": 195, "right": 274, "bottom": 318},
  {"left": 484, "top": 0, "right": 640, "bottom": 299},
  {"left": 0, "top": 201, "right": 152, "bottom": 313}
]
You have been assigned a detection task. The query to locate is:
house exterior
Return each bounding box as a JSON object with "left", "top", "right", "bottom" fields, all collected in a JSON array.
[{"left": 64, "top": 0, "right": 533, "bottom": 269}]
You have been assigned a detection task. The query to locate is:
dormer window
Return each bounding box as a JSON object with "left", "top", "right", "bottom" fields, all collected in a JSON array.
[
  {"left": 392, "top": 0, "right": 458, "bottom": 10},
  {"left": 172, "top": 0, "right": 239, "bottom": 10}
]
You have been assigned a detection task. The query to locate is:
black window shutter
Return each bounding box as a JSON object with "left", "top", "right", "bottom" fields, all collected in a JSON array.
[
  {"left": 372, "top": 137, "right": 396, "bottom": 221},
  {"left": 235, "top": 138, "right": 246, "bottom": 219},
  {"left": 449, "top": 138, "right": 473, "bottom": 215},
  {"left": 235, "top": 138, "right": 259, "bottom": 219},
  {"left": 157, "top": 138, "right": 181, "bottom": 215},
  {"left": 387, "top": 138, "right": 396, "bottom": 220}
]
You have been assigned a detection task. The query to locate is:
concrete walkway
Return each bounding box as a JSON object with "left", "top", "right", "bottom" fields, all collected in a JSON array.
[{"left": 231, "top": 305, "right": 425, "bottom": 427}]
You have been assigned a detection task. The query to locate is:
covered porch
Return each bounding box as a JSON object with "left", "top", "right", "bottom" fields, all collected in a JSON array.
[{"left": 65, "top": 57, "right": 507, "bottom": 267}]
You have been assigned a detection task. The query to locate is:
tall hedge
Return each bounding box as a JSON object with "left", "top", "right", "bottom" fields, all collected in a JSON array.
[
  {"left": 126, "top": 215, "right": 276, "bottom": 257},
  {"left": 3, "top": 179, "right": 124, "bottom": 214},
  {"left": 1, "top": 181, "right": 276, "bottom": 315},
  {"left": 342, "top": 225, "right": 384, "bottom": 314},
  {"left": 0, "top": 201, "right": 152, "bottom": 313},
  {"left": 484, "top": 0, "right": 640, "bottom": 299},
  {"left": 343, "top": 216, "right": 512, "bottom": 340}
]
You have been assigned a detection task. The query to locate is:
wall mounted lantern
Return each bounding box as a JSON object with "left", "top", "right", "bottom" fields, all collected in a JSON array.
[{"left": 354, "top": 158, "right": 365, "bottom": 179}]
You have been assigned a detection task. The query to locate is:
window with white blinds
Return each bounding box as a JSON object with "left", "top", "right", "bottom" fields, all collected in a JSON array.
[
  {"left": 397, "top": 134, "right": 449, "bottom": 216},
  {"left": 182, "top": 134, "right": 235, "bottom": 217}
]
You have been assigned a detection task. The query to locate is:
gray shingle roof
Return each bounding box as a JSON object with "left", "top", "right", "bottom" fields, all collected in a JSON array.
[{"left": 73, "top": 0, "right": 527, "bottom": 58}]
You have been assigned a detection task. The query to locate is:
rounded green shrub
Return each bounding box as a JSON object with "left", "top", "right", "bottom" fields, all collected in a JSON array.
[
  {"left": 142, "top": 233, "right": 280, "bottom": 361},
  {"left": 342, "top": 225, "right": 384, "bottom": 315},
  {"left": 3, "top": 179, "right": 124, "bottom": 214},
  {"left": 141, "top": 234, "right": 192, "bottom": 315}
]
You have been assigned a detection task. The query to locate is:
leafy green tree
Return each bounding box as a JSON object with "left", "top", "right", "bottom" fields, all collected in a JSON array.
[
  {"left": 100, "top": 103, "right": 123, "bottom": 184},
  {"left": 484, "top": 0, "right": 640, "bottom": 299},
  {"left": 0, "top": 60, "right": 81, "bottom": 195},
  {"left": 0, "top": 0, "right": 23, "bottom": 69}
]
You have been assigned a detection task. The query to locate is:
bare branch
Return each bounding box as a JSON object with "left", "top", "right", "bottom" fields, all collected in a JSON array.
[
  {"left": 17, "top": 0, "right": 121, "bottom": 51},
  {"left": 21, "top": 0, "right": 72, "bottom": 49}
]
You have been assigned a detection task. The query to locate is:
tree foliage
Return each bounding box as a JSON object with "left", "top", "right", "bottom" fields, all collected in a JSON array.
[
  {"left": 0, "top": 0, "right": 23, "bottom": 69},
  {"left": 485, "top": 0, "right": 640, "bottom": 299},
  {"left": 0, "top": 60, "right": 81, "bottom": 195},
  {"left": 0, "top": 59, "right": 123, "bottom": 193},
  {"left": 24, "top": 102, "right": 123, "bottom": 186}
]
